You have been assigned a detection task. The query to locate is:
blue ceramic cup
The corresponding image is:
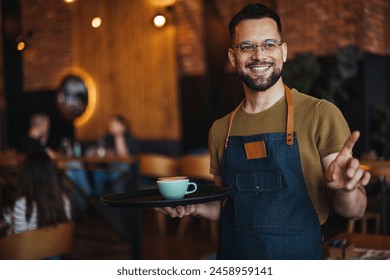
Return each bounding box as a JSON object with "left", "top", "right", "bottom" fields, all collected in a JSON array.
[{"left": 157, "top": 177, "right": 197, "bottom": 200}]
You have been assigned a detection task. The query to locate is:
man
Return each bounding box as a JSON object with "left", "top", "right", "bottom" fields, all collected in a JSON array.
[
  {"left": 158, "top": 3, "right": 369, "bottom": 259},
  {"left": 18, "top": 113, "right": 56, "bottom": 157}
]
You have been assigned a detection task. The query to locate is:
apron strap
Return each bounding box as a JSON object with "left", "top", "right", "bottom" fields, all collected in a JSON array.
[
  {"left": 224, "top": 85, "right": 294, "bottom": 150},
  {"left": 285, "top": 85, "right": 294, "bottom": 145},
  {"left": 224, "top": 100, "right": 244, "bottom": 150}
]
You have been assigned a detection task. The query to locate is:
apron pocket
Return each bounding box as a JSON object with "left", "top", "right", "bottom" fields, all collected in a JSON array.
[{"left": 234, "top": 172, "right": 282, "bottom": 228}]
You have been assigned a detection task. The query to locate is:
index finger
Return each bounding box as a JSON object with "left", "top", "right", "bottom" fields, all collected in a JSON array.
[{"left": 336, "top": 131, "right": 360, "bottom": 160}]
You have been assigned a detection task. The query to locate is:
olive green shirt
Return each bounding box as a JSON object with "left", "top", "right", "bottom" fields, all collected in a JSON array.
[{"left": 209, "top": 88, "right": 350, "bottom": 224}]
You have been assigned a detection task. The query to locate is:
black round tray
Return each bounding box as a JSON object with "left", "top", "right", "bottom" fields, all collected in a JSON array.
[{"left": 101, "top": 185, "right": 230, "bottom": 208}]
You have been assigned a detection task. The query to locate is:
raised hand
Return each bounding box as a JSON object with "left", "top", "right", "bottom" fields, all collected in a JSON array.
[{"left": 324, "top": 131, "right": 371, "bottom": 191}]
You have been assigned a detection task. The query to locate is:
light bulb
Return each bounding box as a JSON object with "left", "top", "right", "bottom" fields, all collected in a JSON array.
[
  {"left": 17, "top": 41, "right": 25, "bottom": 51},
  {"left": 91, "top": 17, "right": 102, "bottom": 28},
  {"left": 153, "top": 15, "right": 166, "bottom": 28}
]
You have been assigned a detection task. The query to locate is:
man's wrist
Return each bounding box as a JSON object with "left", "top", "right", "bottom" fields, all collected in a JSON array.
[{"left": 193, "top": 200, "right": 222, "bottom": 222}]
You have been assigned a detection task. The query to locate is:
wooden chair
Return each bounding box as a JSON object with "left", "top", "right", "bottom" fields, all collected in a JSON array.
[
  {"left": 138, "top": 154, "right": 178, "bottom": 234},
  {"left": 177, "top": 153, "right": 217, "bottom": 241},
  {"left": 347, "top": 212, "right": 380, "bottom": 234},
  {"left": 0, "top": 221, "right": 74, "bottom": 260},
  {"left": 178, "top": 154, "right": 214, "bottom": 182},
  {"left": 138, "top": 154, "right": 178, "bottom": 179}
]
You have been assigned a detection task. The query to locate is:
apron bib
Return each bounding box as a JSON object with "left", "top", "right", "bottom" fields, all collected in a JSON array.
[{"left": 218, "top": 85, "right": 323, "bottom": 260}]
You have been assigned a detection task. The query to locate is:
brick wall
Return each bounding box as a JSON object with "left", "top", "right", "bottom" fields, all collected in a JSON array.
[
  {"left": 176, "top": 0, "right": 206, "bottom": 76},
  {"left": 20, "top": 0, "right": 72, "bottom": 91},
  {"left": 279, "top": 0, "right": 389, "bottom": 57},
  {"left": 361, "top": 0, "right": 390, "bottom": 56},
  {"left": 279, "top": 0, "right": 362, "bottom": 57},
  {"left": 387, "top": 1, "right": 390, "bottom": 51}
]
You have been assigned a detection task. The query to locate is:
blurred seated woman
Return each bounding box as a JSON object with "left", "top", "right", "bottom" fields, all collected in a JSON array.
[
  {"left": 92, "top": 114, "right": 139, "bottom": 196},
  {"left": 68, "top": 115, "right": 139, "bottom": 213},
  {"left": 2, "top": 151, "right": 71, "bottom": 235}
]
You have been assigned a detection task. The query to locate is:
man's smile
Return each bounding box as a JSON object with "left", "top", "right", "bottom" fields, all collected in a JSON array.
[{"left": 246, "top": 62, "right": 274, "bottom": 74}]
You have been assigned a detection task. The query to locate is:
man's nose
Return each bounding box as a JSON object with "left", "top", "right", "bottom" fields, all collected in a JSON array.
[{"left": 251, "top": 45, "right": 267, "bottom": 60}]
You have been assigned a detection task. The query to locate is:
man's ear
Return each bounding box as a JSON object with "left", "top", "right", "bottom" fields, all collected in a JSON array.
[{"left": 228, "top": 48, "right": 237, "bottom": 68}]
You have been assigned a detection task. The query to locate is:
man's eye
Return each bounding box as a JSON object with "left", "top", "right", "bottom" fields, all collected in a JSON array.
[
  {"left": 240, "top": 45, "right": 254, "bottom": 52},
  {"left": 264, "top": 43, "right": 277, "bottom": 49}
]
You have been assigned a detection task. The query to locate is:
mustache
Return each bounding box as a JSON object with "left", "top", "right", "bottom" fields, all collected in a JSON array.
[{"left": 246, "top": 61, "right": 275, "bottom": 67}]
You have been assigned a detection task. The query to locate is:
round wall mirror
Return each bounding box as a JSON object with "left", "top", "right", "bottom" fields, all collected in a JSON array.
[{"left": 56, "top": 75, "right": 88, "bottom": 121}]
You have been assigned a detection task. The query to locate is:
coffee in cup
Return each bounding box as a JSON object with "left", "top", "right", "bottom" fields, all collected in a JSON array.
[{"left": 157, "top": 177, "right": 197, "bottom": 200}]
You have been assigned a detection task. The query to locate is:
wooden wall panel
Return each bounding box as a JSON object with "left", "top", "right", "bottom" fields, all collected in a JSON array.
[{"left": 71, "top": 0, "right": 180, "bottom": 141}]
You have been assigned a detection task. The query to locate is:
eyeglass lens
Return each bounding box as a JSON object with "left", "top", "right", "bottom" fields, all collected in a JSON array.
[{"left": 237, "top": 40, "right": 280, "bottom": 55}]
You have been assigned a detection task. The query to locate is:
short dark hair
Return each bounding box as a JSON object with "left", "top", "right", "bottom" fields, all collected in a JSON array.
[{"left": 228, "top": 3, "right": 282, "bottom": 40}]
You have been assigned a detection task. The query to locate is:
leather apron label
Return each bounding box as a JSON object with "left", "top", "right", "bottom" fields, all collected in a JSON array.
[{"left": 244, "top": 141, "right": 267, "bottom": 160}]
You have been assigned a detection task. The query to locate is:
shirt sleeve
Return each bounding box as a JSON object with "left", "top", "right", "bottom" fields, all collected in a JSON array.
[
  {"left": 63, "top": 196, "right": 72, "bottom": 220},
  {"left": 315, "top": 100, "right": 351, "bottom": 159},
  {"left": 12, "top": 198, "right": 38, "bottom": 234}
]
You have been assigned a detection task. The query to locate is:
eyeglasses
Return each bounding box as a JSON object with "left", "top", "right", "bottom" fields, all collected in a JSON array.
[{"left": 233, "top": 39, "right": 283, "bottom": 56}]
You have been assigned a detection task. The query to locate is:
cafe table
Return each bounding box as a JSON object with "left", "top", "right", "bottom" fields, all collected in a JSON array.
[
  {"left": 1, "top": 153, "right": 139, "bottom": 194},
  {"left": 56, "top": 155, "right": 139, "bottom": 197},
  {"left": 361, "top": 160, "right": 390, "bottom": 235}
]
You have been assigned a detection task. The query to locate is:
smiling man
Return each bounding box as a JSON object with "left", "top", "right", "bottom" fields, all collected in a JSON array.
[{"left": 158, "top": 3, "right": 370, "bottom": 259}]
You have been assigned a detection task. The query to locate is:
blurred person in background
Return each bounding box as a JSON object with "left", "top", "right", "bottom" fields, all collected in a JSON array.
[
  {"left": 92, "top": 114, "right": 139, "bottom": 196},
  {"left": 2, "top": 151, "right": 71, "bottom": 236},
  {"left": 16, "top": 113, "right": 89, "bottom": 215},
  {"left": 17, "top": 112, "right": 56, "bottom": 158}
]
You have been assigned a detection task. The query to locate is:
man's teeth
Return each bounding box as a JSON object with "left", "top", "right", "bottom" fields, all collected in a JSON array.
[{"left": 250, "top": 65, "right": 270, "bottom": 71}]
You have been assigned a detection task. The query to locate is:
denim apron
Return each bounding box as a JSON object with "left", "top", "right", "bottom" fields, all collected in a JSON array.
[{"left": 217, "top": 85, "right": 323, "bottom": 260}]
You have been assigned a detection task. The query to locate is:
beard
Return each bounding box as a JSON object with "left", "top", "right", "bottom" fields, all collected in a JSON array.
[{"left": 238, "top": 63, "right": 282, "bottom": 92}]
